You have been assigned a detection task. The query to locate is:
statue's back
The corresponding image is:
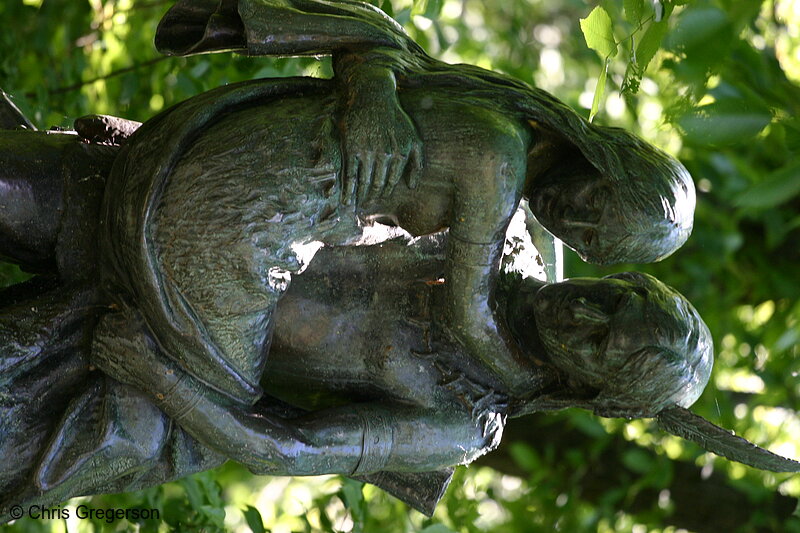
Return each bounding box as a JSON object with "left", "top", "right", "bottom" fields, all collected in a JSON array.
[{"left": 151, "top": 91, "right": 354, "bottom": 396}]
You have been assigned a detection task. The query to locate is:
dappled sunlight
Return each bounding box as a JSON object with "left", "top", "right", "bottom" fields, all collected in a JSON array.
[
  {"left": 715, "top": 369, "right": 765, "bottom": 393},
  {"left": 773, "top": 0, "right": 800, "bottom": 82},
  {"left": 218, "top": 474, "right": 363, "bottom": 532},
  {"left": 538, "top": 48, "right": 565, "bottom": 87},
  {"left": 737, "top": 300, "right": 777, "bottom": 331}
]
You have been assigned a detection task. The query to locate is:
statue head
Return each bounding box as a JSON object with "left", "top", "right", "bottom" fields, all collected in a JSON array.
[
  {"left": 527, "top": 128, "right": 695, "bottom": 265},
  {"left": 505, "top": 271, "right": 799, "bottom": 474},
  {"left": 528, "top": 272, "right": 713, "bottom": 418}
]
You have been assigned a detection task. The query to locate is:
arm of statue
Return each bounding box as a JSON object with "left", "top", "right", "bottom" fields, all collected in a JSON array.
[
  {"left": 443, "top": 236, "right": 537, "bottom": 396},
  {"left": 92, "top": 341, "right": 502, "bottom": 476},
  {"left": 334, "top": 52, "right": 422, "bottom": 204},
  {"left": 156, "top": 0, "right": 423, "bottom": 203},
  {"left": 155, "top": 0, "right": 413, "bottom": 57},
  {"left": 442, "top": 142, "right": 540, "bottom": 396}
]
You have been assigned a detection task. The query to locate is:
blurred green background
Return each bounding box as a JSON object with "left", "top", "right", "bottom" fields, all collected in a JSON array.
[{"left": 2, "top": 0, "right": 800, "bottom": 531}]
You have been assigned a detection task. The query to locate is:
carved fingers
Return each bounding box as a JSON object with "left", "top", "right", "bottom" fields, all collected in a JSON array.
[
  {"left": 391, "top": 141, "right": 423, "bottom": 194},
  {"left": 340, "top": 104, "right": 422, "bottom": 206}
]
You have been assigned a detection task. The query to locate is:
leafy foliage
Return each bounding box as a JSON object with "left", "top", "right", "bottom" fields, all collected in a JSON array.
[
  {"left": 581, "top": 7, "right": 618, "bottom": 58},
  {"left": 2, "top": 0, "right": 800, "bottom": 531}
]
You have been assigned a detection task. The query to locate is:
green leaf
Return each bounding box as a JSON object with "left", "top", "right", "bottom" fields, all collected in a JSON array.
[
  {"left": 622, "top": 448, "right": 654, "bottom": 474},
  {"left": 589, "top": 62, "right": 608, "bottom": 122},
  {"left": 665, "top": 7, "right": 728, "bottom": 52},
  {"left": 340, "top": 478, "right": 364, "bottom": 509},
  {"left": 580, "top": 6, "right": 618, "bottom": 58},
  {"left": 199, "top": 505, "right": 226, "bottom": 528},
  {"left": 0, "top": 262, "right": 32, "bottom": 288},
  {"left": 678, "top": 99, "right": 771, "bottom": 146},
  {"left": 735, "top": 161, "right": 800, "bottom": 208},
  {"left": 635, "top": 20, "right": 668, "bottom": 74},
  {"left": 424, "top": 0, "right": 442, "bottom": 18},
  {"left": 509, "top": 442, "right": 540, "bottom": 472},
  {"left": 571, "top": 413, "right": 608, "bottom": 438},
  {"left": 623, "top": 19, "right": 668, "bottom": 95},
  {"left": 624, "top": 0, "right": 644, "bottom": 24},
  {"left": 198, "top": 472, "right": 223, "bottom": 507},
  {"left": 411, "top": 0, "right": 441, "bottom": 18},
  {"left": 181, "top": 477, "right": 204, "bottom": 510},
  {"left": 242, "top": 506, "right": 266, "bottom": 533},
  {"left": 339, "top": 478, "right": 365, "bottom": 529}
]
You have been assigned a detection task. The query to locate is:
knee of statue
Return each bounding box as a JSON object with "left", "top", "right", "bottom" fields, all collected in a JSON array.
[
  {"left": 526, "top": 128, "right": 695, "bottom": 266},
  {"left": 528, "top": 271, "right": 713, "bottom": 418},
  {"left": 0, "top": 131, "right": 71, "bottom": 271},
  {"left": 0, "top": 129, "right": 116, "bottom": 276}
]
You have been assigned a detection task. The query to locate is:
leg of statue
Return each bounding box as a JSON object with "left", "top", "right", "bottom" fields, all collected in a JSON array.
[
  {"left": 33, "top": 376, "right": 172, "bottom": 492},
  {"left": 0, "top": 277, "right": 222, "bottom": 514},
  {"left": 0, "top": 281, "right": 96, "bottom": 505},
  {"left": 0, "top": 129, "right": 117, "bottom": 281},
  {"left": 31, "top": 375, "right": 228, "bottom": 503},
  {"left": 4, "top": 375, "right": 216, "bottom": 517},
  {"left": 0, "top": 130, "right": 69, "bottom": 272}
]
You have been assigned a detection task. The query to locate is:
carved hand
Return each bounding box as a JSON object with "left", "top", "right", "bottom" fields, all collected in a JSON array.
[
  {"left": 337, "top": 60, "right": 422, "bottom": 205},
  {"left": 91, "top": 313, "right": 178, "bottom": 395},
  {"left": 442, "top": 293, "right": 537, "bottom": 396}
]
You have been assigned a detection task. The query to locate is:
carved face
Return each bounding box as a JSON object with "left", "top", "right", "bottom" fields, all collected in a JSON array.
[
  {"left": 530, "top": 272, "right": 713, "bottom": 417},
  {"left": 528, "top": 170, "right": 618, "bottom": 263},
  {"left": 527, "top": 150, "right": 695, "bottom": 265}
]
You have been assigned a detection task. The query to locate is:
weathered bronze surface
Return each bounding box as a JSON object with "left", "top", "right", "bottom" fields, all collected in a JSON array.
[{"left": 1, "top": 0, "right": 797, "bottom": 521}]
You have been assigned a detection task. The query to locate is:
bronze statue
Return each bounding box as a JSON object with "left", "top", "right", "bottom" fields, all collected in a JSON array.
[
  {"left": 1, "top": 0, "right": 797, "bottom": 522},
  {"left": 2, "top": 232, "right": 798, "bottom": 518}
]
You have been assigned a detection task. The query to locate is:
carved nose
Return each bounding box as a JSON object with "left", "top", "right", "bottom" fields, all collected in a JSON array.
[{"left": 570, "top": 297, "right": 609, "bottom": 324}]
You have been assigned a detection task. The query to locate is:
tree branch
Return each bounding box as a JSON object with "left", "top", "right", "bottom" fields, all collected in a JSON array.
[
  {"left": 26, "top": 56, "right": 171, "bottom": 98},
  {"left": 476, "top": 413, "right": 796, "bottom": 532}
]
